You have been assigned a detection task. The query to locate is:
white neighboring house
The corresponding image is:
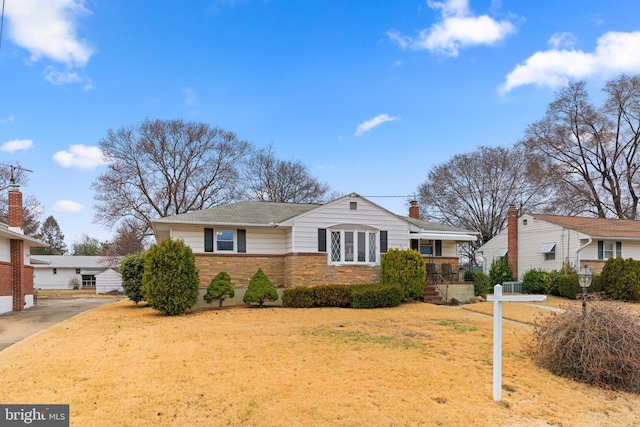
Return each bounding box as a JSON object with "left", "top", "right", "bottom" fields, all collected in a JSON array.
[
  {"left": 96, "top": 268, "right": 123, "bottom": 294},
  {"left": 478, "top": 206, "right": 640, "bottom": 279},
  {"left": 32, "top": 256, "right": 120, "bottom": 292}
]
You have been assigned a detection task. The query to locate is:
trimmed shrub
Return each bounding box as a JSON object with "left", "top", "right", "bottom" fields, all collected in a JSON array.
[
  {"left": 314, "top": 285, "right": 350, "bottom": 307},
  {"left": 522, "top": 268, "right": 557, "bottom": 295},
  {"left": 472, "top": 271, "right": 493, "bottom": 296},
  {"left": 142, "top": 239, "right": 199, "bottom": 316},
  {"left": 556, "top": 264, "right": 580, "bottom": 299},
  {"left": 489, "top": 256, "right": 514, "bottom": 286},
  {"left": 526, "top": 302, "right": 640, "bottom": 393},
  {"left": 601, "top": 257, "right": 640, "bottom": 302},
  {"left": 243, "top": 268, "right": 278, "bottom": 307},
  {"left": 120, "top": 252, "right": 146, "bottom": 304},
  {"left": 204, "top": 271, "right": 235, "bottom": 309},
  {"left": 381, "top": 248, "right": 425, "bottom": 300},
  {"left": 349, "top": 283, "right": 403, "bottom": 309},
  {"left": 282, "top": 287, "right": 315, "bottom": 308}
]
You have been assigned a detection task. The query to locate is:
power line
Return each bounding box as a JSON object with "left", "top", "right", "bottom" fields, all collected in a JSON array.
[{"left": 0, "top": 0, "right": 5, "bottom": 52}]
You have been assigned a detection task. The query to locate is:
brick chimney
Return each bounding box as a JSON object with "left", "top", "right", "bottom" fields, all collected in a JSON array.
[
  {"left": 507, "top": 205, "right": 518, "bottom": 279},
  {"left": 8, "top": 187, "right": 24, "bottom": 234},
  {"left": 409, "top": 200, "right": 419, "bottom": 219}
]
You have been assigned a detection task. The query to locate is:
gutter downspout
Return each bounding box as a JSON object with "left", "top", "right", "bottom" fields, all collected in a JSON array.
[{"left": 575, "top": 236, "right": 592, "bottom": 270}]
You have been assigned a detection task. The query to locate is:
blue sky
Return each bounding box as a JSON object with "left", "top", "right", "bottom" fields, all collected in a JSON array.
[{"left": 2, "top": 0, "right": 640, "bottom": 246}]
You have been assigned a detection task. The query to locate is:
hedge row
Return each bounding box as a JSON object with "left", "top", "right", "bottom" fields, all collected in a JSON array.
[{"left": 282, "top": 283, "right": 403, "bottom": 309}]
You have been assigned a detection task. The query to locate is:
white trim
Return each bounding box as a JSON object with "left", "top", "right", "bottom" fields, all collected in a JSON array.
[{"left": 409, "top": 232, "right": 477, "bottom": 241}]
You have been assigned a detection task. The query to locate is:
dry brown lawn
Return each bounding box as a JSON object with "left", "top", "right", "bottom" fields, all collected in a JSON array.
[{"left": 1, "top": 299, "right": 639, "bottom": 426}]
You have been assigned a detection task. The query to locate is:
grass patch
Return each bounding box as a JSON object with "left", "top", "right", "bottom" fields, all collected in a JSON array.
[{"left": 302, "top": 327, "right": 424, "bottom": 351}]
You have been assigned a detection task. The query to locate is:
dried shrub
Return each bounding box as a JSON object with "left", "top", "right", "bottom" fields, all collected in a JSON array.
[
  {"left": 525, "top": 302, "right": 640, "bottom": 393},
  {"left": 314, "top": 285, "right": 350, "bottom": 307}
]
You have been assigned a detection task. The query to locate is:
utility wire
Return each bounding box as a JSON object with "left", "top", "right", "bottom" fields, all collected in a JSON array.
[{"left": 0, "top": 0, "right": 5, "bottom": 52}]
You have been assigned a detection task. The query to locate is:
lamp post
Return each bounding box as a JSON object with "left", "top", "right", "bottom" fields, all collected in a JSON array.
[{"left": 578, "top": 265, "right": 593, "bottom": 316}]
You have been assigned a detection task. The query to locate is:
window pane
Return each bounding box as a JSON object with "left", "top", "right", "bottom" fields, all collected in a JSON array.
[
  {"left": 369, "top": 232, "right": 376, "bottom": 262},
  {"left": 331, "top": 231, "right": 341, "bottom": 262},
  {"left": 345, "top": 232, "right": 354, "bottom": 262},
  {"left": 604, "top": 242, "right": 614, "bottom": 258},
  {"left": 357, "top": 232, "right": 366, "bottom": 262},
  {"left": 217, "top": 230, "right": 234, "bottom": 251}
]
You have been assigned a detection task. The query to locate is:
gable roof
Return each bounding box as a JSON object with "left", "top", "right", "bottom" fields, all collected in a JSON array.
[
  {"left": 152, "top": 201, "right": 321, "bottom": 226},
  {"left": 531, "top": 214, "right": 640, "bottom": 240}
]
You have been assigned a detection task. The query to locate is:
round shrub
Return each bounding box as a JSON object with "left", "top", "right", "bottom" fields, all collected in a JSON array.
[
  {"left": 243, "top": 268, "right": 278, "bottom": 307},
  {"left": 526, "top": 302, "right": 640, "bottom": 393},
  {"left": 204, "top": 271, "right": 235, "bottom": 309},
  {"left": 601, "top": 257, "right": 640, "bottom": 302},
  {"left": 381, "top": 248, "right": 425, "bottom": 300},
  {"left": 120, "top": 252, "right": 145, "bottom": 304},
  {"left": 522, "top": 268, "right": 558, "bottom": 295},
  {"left": 282, "top": 287, "right": 315, "bottom": 308},
  {"left": 142, "top": 239, "right": 199, "bottom": 316}
]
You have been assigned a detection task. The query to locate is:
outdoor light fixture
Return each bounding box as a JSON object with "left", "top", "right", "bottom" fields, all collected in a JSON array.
[{"left": 578, "top": 265, "right": 593, "bottom": 316}]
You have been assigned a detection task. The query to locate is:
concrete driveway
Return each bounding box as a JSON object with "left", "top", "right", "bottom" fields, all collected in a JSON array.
[{"left": 0, "top": 298, "right": 119, "bottom": 352}]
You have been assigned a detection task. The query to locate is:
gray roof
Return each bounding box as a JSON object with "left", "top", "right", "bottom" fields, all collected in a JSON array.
[
  {"left": 30, "top": 256, "right": 107, "bottom": 269},
  {"left": 404, "top": 216, "right": 475, "bottom": 234},
  {"left": 152, "top": 201, "right": 321, "bottom": 226}
]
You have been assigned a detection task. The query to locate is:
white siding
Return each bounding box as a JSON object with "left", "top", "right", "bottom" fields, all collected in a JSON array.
[
  {"left": 0, "top": 296, "right": 11, "bottom": 314},
  {"left": 479, "top": 230, "right": 507, "bottom": 274},
  {"left": 288, "top": 197, "right": 409, "bottom": 253},
  {"left": 0, "top": 238, "right": 9, "bottom": 262},
  {"left": 171, "top": 225, "right": 287, "bottom": 254},
  {"left": 170, "top": 226, "right": 205, "bottom": 252},
  {"left": 580, "top": 239, "right": 640, "bottom": 260},
  {"left": 96, "top": 269, "right": 123, "bottom": 294},
  {"left": 34, "top": 268, "right": 83, "bottom": 289}
]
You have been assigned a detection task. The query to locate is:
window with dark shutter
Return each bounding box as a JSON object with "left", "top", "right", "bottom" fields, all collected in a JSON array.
[
  {"left": 410, "top": 240, "right": 418, "bottom": 251},
  {"left": 616, "top": 241, "right": 622, "bottom": 257},
  {"left": 205, "top": 228, "right": 214, "bottom": 253},
  {"left": 318, "top": 228, "right": 326, "bottom": 252},
  {"left": 237, "top": 229, "right": 246, "bottom": 253},
  {"left": 598, "top": 240, "right": 604, "bottom": 259},
  {"left": 380, "top": 231, "right": 388, "bottom": 253},
  {"left": 435, "top": 240, "right": 442, "bottom": 257}
]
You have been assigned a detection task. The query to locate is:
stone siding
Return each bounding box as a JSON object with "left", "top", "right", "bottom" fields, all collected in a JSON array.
[{"left": 196, "top": 253, "right": 285, "bottom": 288}]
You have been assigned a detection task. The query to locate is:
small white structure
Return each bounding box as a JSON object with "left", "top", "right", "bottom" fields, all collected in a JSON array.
[
  {"left": 32, "top": 256, "right": 112, "bottom": 290},
  {"left": 95, "top": 268, "right": 123, "bottom": 294}
]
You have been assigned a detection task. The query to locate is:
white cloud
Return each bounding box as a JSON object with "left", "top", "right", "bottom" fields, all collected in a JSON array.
[
  {"left": 355, "top": 114, "right": 398, "bottom": 137},
  {"left": 52, "top": 200, "right": 84, "bottom": 213},
  {"left": 44, "top": 67, "right": 93, "bottom": 90},
  {"left": 548, "top": 32, "right": 577, "bottom": 50},
  {"left": 500, "top": 31, "right": 640, "bottom": 94},
  {"left": 183, "top": 87, "right": 198, "bottom": 106},
  {"left": 0, "top": 139, "right": 33, "bottom": 152},
  {"left": 388, "top": 0, "right": 516, "bottom": 57},
  {"left": 1, "top": 114, "right": 16, "bottom": 123},
  {"left": 53, "top": 144, "right": 107, "bottom": 169}
]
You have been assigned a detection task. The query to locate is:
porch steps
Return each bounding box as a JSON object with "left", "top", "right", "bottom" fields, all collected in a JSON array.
[{"left": 421, "top": 285, "right": 445, "bottom": 305}]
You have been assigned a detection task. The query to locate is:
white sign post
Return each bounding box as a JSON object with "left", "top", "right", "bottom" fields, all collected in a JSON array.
[{"left": 487, "top": 284, "right": 546, "bottom": 401}]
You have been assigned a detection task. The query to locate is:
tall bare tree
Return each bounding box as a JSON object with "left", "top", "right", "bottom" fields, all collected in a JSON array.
[
  {"left": 242, "top": 145, "right": 332, "bottom": 203},
  {"left": 524, "top": 75, "right": 640, "bottom": 219},
  {"left": 92, "top": 119, "right": 252, "bottom": 234},
  {"left": 416, "top": 145, "right": 551, "bottom": 247},
  {"left": 0, "top": 164, "right": 43, "bottom": 236}
]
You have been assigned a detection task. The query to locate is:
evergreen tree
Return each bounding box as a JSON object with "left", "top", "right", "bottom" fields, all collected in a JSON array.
[{"left": 31, "top": 216, "right": 67, "bottom": 255}]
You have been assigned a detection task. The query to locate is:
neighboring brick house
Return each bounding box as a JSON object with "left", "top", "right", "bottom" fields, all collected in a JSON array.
[
  {"left": 478, "top": 206, "right": 640, "bottom": 279},
  {"left": 0, "top": 187, "right": 48, "bottom": 314},
  {"left": 151, "top": 193, "right": 477, "bottom": 300}
]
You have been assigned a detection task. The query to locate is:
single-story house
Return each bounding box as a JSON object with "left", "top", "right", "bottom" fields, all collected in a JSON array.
[
  {"left": 0, "top": 187, "right": 48, "bottom": 314},
  {"left": 478, "top": 206, "right": 640, "bottom": 279},
  {"left": 151, "top": 193, "right": 478, "bottom": 302},
  {"left": 32, "top": 256, "right": 120, "bottom": 293}
]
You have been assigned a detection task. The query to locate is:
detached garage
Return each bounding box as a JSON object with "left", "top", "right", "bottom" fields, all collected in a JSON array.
[{"left": 95, "top": 269, "right": 123, "bottom": 294}]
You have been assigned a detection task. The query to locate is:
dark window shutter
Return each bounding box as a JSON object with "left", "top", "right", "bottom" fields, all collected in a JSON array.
[
  {"left": 597, "top": 240, "right": 603, "bottom": 259},
  {"left": 380, "top": 231, "right": 388, "bottom": 253},
  {"left": 616, "top": 241, "right": 622, "bottom": 257},
  {"left": 237, "top": 229, "right": 246, "bottom": 253},
  {"left": 318, "top": 228, "right": 326, "bottom": 252},
  {"left": 435, "top": 240, "right": 442, "bottom": 257},
  {"left": 410, "top": 240, "right": 418, "bottom": 251},
  {"left": 205, "top": 228, "right": 214, "bottom": 252}
]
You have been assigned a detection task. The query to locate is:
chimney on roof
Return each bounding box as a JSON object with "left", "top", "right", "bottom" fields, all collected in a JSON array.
[
  {"left": 8, "top": 187, "right": 24, "bottom": 234},
  {"left": 409, "top": 200, "right": 419, "bottom": 219},
  {"left": 507, "top": 205, "right": 518, "bottom": 279}
]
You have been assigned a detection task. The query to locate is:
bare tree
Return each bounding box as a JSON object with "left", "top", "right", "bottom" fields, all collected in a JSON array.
[
  {"left": 416, "top": 145, "right": 551, "bottom": 248},
  {"left": 0, "top": 164, "right": 43, "bottom": 236},
  {"left": 524, "top": 75, "right": 640, "bottom": 219},
  {"left": 242, "top": 145, "right": 332, "bottom": 203},
  {"left": 92, "top": 119, "right": 252, "bottom": 234}
]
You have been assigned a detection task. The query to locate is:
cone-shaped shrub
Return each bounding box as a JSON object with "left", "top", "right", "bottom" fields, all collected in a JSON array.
[
  {"left": 381, "top": 248, "right": 425, "bottom": 300},
  {"left": 120, "top": 252, "right": 145, "bottom": 304},
  {"left": 142, "top": 239, "right": 199, "bottom": 315},
  {"left": 243, "top": 268, "right": 278, "bottom": 307},
  {"left": 204, "top": 271, "right": 235, "bottom": 309}
]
